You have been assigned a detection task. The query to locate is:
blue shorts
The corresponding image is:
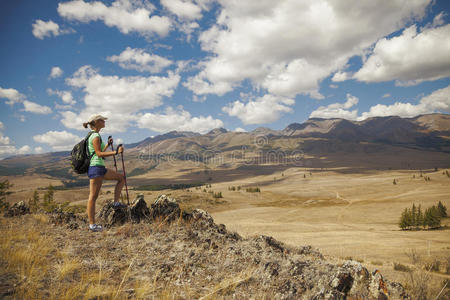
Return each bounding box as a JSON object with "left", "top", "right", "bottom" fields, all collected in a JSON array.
[{"left": 88, "top": 166, "right": 107, "bottom": 179}]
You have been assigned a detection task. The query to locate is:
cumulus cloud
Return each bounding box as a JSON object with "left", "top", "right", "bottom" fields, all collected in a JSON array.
[
  {"left": 357, "top": 85, "right": 450, "bottom": 120},
  {"left": 222, "top": 94, "right": 294, "bottom": 125},
  {"left": 0, "top": 87, "right": 26, "bottom": 105},
  {"left": 34, "top": 146, "right": 44, "bottom": 154},
  {"left": 161, "top": 0, "right": 202, "bottom": 20},
  {"left": 32, "top": 20, "right": 60, "bottom": 39},
  {"left": 107, "top": 47, "right": 173, "bottom": 73},
  {"left": 50, "top": 66, "right": 63, "bottom": 78},
  {"left": 33, "top": 130, "right": 82, "bottom": 151},
  {"left": 309, "top": 94, "right": 359, "bottom": 120},
  {"left": 61, "top": 65, "right": 180, "bottom": 132},
  {"left": 354, "top": 24, "right": 450, "bottom": 85},
  {"left": 58, "top": 0, "right": 171, "bottom": 37},
  {"left": 332, "top": 71, "right": 351, "bottom": 82},
  {"left": 1, "top": 87, "right": 52, "bottom": 115},
  {"left": 47, "top": 89, "right": 76, "bottom": 105},
  {"left": 185, "top": 0, "right": 430, "bottom": 98},
  {"left": 136, "top": 106, "right": 223, "bottom": 133},
  {"left": 0, "top": 123, "right": 33, "bottom": 159},
  {"left": 22, "top": 100, "right": 52, "bottom": 114},
  {"left": 0, "top": 122, "right": 10, "bottom": 146}
]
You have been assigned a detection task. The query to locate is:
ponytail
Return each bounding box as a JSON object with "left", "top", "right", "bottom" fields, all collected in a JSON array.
[{"left": 83, "top": 121, "right": 95, "bottom": 129}]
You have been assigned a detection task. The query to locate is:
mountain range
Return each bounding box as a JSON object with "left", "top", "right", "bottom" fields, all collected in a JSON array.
[{"left": 1, "top": 113, "right": 449, "bottom": 179}]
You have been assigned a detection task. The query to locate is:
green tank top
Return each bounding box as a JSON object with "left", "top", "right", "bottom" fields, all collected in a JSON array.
[{"left": 87, "top": 132, "right": 106, "bottom": 167}]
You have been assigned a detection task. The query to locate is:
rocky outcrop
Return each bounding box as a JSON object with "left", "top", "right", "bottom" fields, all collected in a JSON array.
[
  {"left": 4, "top": 201, "right": 29, "bottom": 217},
  {"left": 4, "top": 194, "right": 410, "bottom": 299}
]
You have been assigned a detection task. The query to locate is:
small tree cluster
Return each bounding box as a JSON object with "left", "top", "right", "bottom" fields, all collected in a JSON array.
[
  {"left": 228, "top": 186, "right": 241, "bottom": 191},
  {"left": 246, "top": 187, "right": 260, "bottom": 193},
  {"left": 213, "top": 192, "right": 223, "bottom": 198},
  {"left": 424, "top": 176, "right": 431, "bottom": 181},
  {"left": 399, "top": 201, "right": 447, "bottom": 230}
]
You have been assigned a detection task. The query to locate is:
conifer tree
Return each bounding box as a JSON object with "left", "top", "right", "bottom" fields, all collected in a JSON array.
[
  {"left": 399, "top": 208, "right": 409, "bottom": 230},
  {"left": 0, "top": 179, "right": 12, "bottom": 211},
  {"left": 417, "top": 204, "right": 424, "bottom": 228},
  {"left": 437, "top": 201, "right": 447, "bottom": 217},
  {"left": 29, "top": 190, "right": 40, "bottom": 213}
]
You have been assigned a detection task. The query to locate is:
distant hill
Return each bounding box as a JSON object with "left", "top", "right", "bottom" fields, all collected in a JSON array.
[{"left": 1, "top": 113, "right": 449, "bottom": 178}]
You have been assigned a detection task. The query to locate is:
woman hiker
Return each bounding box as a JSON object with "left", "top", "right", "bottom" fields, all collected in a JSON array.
[{"left": 83, "top": 115, "right": 125, "bottom": 232}]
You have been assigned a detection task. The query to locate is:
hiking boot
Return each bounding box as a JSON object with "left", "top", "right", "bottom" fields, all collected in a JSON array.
[{"left": 88, "top": 224, "right": 103, "bottom": 232}]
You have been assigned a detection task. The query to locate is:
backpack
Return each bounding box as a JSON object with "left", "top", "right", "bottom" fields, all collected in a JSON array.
[{"left": 70, "top": 131, "right": 101, "bottom": 174}]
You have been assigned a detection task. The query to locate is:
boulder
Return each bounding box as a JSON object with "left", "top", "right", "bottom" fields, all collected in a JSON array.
[
  {"left": 149, "top": 194, "right": 181, "bottom": 222},
  {"left": 4, "top": 201, "right": 29, "bottom": 217}
]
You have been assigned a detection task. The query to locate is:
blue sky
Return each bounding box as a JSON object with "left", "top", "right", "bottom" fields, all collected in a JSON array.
[{"left": 0, "top": 0, "right": 449, "bottom": 158}]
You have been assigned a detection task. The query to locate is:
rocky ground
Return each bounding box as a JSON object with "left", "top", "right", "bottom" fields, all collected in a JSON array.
[{"left": 1, "top": 195, "right": 410, "bottom": 299}]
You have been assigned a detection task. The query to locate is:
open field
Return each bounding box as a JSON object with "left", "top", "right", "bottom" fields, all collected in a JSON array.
[{"left": 2, "top": 163, "right": 450, "bottom": 287}]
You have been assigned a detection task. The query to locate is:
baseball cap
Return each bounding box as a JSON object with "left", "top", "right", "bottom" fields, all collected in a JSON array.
[{"left": 88, "top": 114, "right": 108, "bottom": 123}]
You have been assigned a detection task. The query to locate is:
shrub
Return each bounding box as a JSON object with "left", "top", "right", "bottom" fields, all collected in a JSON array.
[{"left": 394, "top": 262, "right": 411, "bottom": 272}]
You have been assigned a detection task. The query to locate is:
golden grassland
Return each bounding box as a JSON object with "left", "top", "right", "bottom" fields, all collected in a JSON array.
[{"left": 1, "top": 162, "right": 450, "bottom": 298}]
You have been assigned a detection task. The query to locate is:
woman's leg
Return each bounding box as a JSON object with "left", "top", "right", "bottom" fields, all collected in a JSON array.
[
  {"left": 103, "top": 168, "right": 125, "bottom": 203},
  {"left": 88, "top": 177, "right": 103, "bottom": 225}
]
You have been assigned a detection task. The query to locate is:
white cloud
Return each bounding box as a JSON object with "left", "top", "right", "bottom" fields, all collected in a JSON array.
[
  {"left": 107, "top": 47, "right": 173, "bottom": 73},
  {"left": 57, "top": 0, "right": 171, "bottom": 37},
  {"left": 309, "top": 94, "right": 359, "bottom": 120},
  {"left": 0, "top": 87, "right": 25, "bottom": 105},
  {"left": 136, "top": 106, "right": 223, "bottom": 133},
  {"left": 357, "top": 85, "right": 450, "bottom": 120},
  {"left": 47, "top": 89, "right": 76, "bottom": 105},
  {"left": 33, "top": 130, "right": 82, "bottom": 151},
  {"left": 186, "top": 0, "right": 430, "bottom": 98},
  {"left": 0, "top": 124, "right": 34, "bottom": 159},
  {"left": 161, "top": 0, "right": 202, "bottom": 20},
  {"left": 50, "top": 66, "right": 64, "bottom": 79},
  {"left": 354, "top": 24, "right": 450, "bottom": 85},
  {"left": 0, "top": 122, "right": 10, "bottom": 145},
  {"left": 62, "top": 65, "right": 180, "bottom": 132},
  {"left": 1, "top": 87, "right": 53, "bottom": 115},
  {"left": 192, "top": 95, "right": 206, "bottom": 102},
  {"left": 34, "top": 146, "right": 44, "bottom": 154},
  {"left": 329, "top": 84, "right": 338, "bottom": 89},
  {"left": 23, "top": 100, "right": 52, "bottom": 115},
  {"left": 17, "top": 145, "right": 31, "bottom": 155},
  {"left": 0, "top": 133, "right": 10, "bottom": 145},
  {"left": 234, "top": 127, "right": 246, "bottom": 132},
  {"left": 382, "top": 93, "right": 391, "bottom": 98},
  {"left": 332, "top": 71, "right": 351, "bottom": 82},
  {"left": 222, "top": 94, "right": 294, "bottom": 125},
  {"left": 32, "top": 20, "right": 60, "bottom": 39},
  {"left": 0, "top": 145, "right": 33, "bottom": 159}
]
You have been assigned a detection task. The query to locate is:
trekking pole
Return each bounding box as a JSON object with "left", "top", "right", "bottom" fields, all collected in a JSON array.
[
  {"left": 108, "top": 136, "right": 118, "bottom": 172},
  {"left": 109, "top": 136, "right": 124, "bottom": 203},
  {"left": 116, "top": 144, "right": 129, "bottom": 205}
]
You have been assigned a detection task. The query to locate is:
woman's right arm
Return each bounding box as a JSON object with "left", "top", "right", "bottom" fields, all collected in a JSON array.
[{"left": 93, "top": 137, "right": 122, "bottom": 158}]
